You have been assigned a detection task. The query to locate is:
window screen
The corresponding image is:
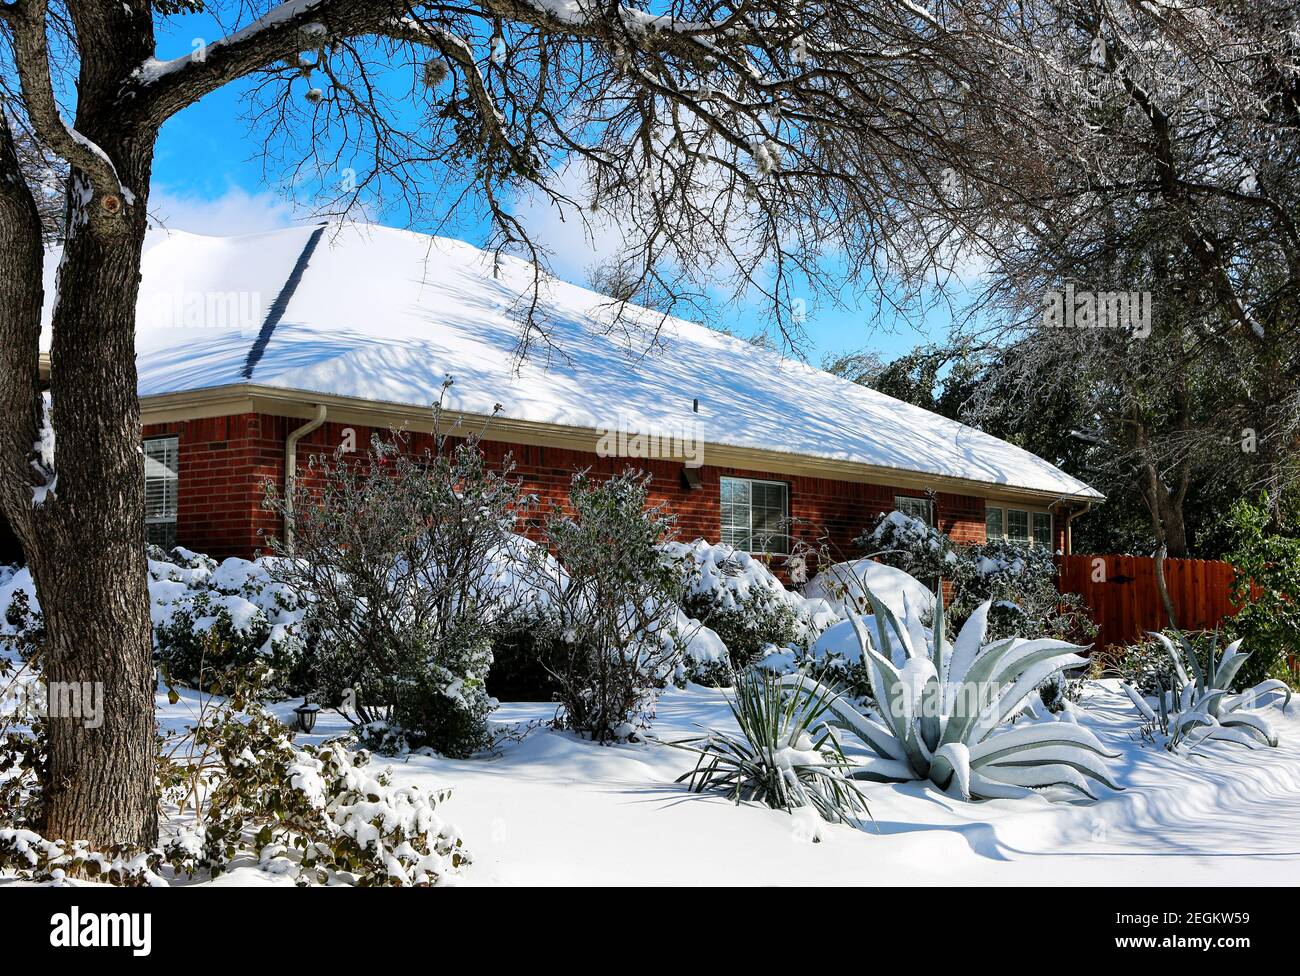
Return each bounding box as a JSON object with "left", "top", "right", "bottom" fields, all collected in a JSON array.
[
  {"left": 144, "top": 437, "right": 178, "bottom": 549},
  {"left": 720, "top": 477, "right": 789, "bottom": 554}
]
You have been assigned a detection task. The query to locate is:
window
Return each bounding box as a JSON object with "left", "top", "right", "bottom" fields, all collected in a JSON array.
[
  {"left": 894, "top": 494, "right": 933, "bottom": 526},
  {"left": 720, "top": 477, "right": 789, "bottom": 554},
  {"left": 987, "top": 503, "right": 1053, "bottom": 548},
  {"left": 985, "top": 506, "right": 1003, "bottom": 540},
  {"left": 1033, "top": 512, "right": 1053, "bottom": 548},
  {"left": 1007, "top": 508, "right": 1030, "bottom": 543},
  {"left": 144, "top": 437, "right": 179, "bottom": 549}
]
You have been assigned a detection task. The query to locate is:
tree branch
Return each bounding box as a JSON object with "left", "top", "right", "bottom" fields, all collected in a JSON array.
[{"left": 4, "top": 0, "right": 126, "bottom": 197}]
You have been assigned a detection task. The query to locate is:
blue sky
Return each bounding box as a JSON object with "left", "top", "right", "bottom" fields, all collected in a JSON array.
[{"left": 146, "top": 13, "right": 951, "bottom": 366}]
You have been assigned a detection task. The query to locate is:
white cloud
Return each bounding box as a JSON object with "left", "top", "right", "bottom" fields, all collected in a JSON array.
[{"left": 147, "top": 184, "right": 302, "bottom": 237}]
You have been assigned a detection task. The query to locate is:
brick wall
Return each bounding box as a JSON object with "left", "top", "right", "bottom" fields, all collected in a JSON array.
[
  {"left": 145, "top": 413, "right": 991, "bottom": 566},
  {"left": 143, "top": 413, "right": 281, "bottom": 559}
]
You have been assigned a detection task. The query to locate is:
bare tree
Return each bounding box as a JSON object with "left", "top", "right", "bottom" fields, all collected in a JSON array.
[
  {"left": 7, "top": 116, "right": 62, "bottom": 240},
  {"left": 921, "top": 0, "right": 1300, "bottom": 555},
  {"left": 0, "top": 0, "right": 1020, "bottom": 847}
]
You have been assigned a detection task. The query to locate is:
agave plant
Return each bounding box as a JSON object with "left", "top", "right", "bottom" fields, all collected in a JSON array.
[
  {"left": 673, "top": 670, "right": 870, "bottom": 824},
  {"left": 1121, "top": 630, "right": 1292, "bottom": 753},
  {"left": 782, "top": 585, "right": 1121, "bottom": 801}
]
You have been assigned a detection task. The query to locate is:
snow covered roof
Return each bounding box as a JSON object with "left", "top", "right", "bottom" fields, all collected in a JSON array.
[{"left": 41, "top": 222, "right": 1100, "bottom": 501}]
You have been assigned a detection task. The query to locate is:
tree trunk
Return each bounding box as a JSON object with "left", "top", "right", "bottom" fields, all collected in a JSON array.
[
  {"left": 41, "top": 129, "right": 159, "bottom": 847},
  {"left": 1156, "top": 488, "right": 1189, "bottom": 559},
  {"left": 1134, "top": 417, "right": 1191, "bottom": 560},
  {"left": 0, "top": 97, "right": 160, "bottom": 846},
  {"left": 0, "top": 119, "right": 47, "bottom": 560},
  {"left": 38, "top": 200, "right": 158, "bottom": 848}
]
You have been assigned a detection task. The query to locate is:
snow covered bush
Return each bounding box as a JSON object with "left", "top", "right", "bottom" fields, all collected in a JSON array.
[
  {"left": 665, "top": 540, "right": 820, "bottom": 677},
  {"left": 1103, "top": 630, "right": 1212, "bottom": 697},
  {"left": 0, "top": 624, "right": 46, "bottom": 832},
  {"left": 1121, "top": 630, "right": 1292, "bottom": 754},
  {"left": 529, "top": 470, "right": 687, "bottom": 741},
  {"left": 856, "top": 509, "right": 960, "bottom": 586},
  {"left": 803, "top": 557, "right": 934, "bottom": 620},
  {"left": 769, "top": 617, "right": 890, "bottom": 703},
  {"left": 149, "top": 546, "right": 308, "bottom": 696},
  {"left": 2, "top": 549, "right": 308, "bottom": 699},
  {"left": 160, "top": 676, "right": 470, "bottom": 886},
  {"left": 1223, "top": 497, "right": 1300, "bottom": 690},
  {"left": 959, "top": 540, "right": 1096, "bottom": 645},
  {"left": 782, "top": 587, "right": 1121, "bottom": 800},
  {"left": 2, "top": 663, "right": 471, "bottom": 887},
  {"left": 674, "top": 670, "right": 868, "bottom": 825},
  {"left": 262, "top": 422, "right": 527, "bottom": 759},
  {"left": 853, "top": 511, "right": 1095, "bottom": 647}
]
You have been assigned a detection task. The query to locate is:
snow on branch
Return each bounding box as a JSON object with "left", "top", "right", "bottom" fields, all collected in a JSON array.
[
  {"left": 133, "top": 0, "right": 329, "bottom": 86},
  {"left": 5, "top": 0, "right": 129, "bottom": 199},
  {"left": 30, "top": 392, "right": 55, "bottom": 508}
]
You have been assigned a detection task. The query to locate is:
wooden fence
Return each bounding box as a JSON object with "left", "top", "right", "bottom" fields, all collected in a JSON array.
[{"left": 1056, "top": 554, "right": 1243, "bottom": 653}]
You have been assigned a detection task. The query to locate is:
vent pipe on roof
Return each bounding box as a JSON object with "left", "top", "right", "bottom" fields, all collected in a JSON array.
[{"left": 284, "top": 404, "right": 327, "bottom": 553}]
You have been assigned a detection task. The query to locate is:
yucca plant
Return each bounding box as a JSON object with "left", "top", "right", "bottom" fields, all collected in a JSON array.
[
  {"left": 782, "top": 584, "right": 1121, "bottom": 800},
  {"left": 672, "top": 670, "right": 870, "bottom": 824},
  {"left": 1121, "top": 630, "right": 1292, "bottom": 753}
]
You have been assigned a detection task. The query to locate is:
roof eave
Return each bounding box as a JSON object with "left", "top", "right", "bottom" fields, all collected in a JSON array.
[{"left": 138, "top": 383, "right": 1105, "bottom": 507}]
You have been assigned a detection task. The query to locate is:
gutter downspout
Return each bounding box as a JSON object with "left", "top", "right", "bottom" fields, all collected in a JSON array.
[
  {"left": 1060, "top": 501, "right": 1092, "bottom": 555},
  {"left": 284, "top": 404, "right": 327, "bottom": 552}
]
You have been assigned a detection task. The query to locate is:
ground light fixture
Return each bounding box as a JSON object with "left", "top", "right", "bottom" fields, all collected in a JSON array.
[{"left": 292, "top": 699, "right": 320, "bottom": 734}]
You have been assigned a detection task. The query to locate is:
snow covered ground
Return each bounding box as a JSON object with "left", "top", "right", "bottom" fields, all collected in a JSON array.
[{"left": 172, "top": 680, "right": 1300, "bottom": 887}]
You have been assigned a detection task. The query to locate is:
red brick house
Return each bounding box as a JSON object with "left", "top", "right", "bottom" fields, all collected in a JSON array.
[{"left": 22, "top": 222, "right": 1101, "bottom": 566}]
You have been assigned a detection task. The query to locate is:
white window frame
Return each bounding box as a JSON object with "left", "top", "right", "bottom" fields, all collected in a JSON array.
[
  {"left": 720, "top": 476, "right": 790, "bottom": 555},
  {"left": 893, "top": 494, "right": 935, "bottom": 526},
  {"left": 984, "top": 502, "right": 1054, "bottom": 549},
  {"left": 144, "top": 436, "right": 179, "bottom": 549}
]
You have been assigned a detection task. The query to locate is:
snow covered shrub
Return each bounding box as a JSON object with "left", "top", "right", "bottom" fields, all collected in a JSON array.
[
  {"left": 1223, "top": 498, "right": 1300, "bottom": 690},
  {"left": 2, "top": 552, "right": 308, "bottom": 699},
  {"left": 149, "top": 547, "right": 308, "bottom": 697},
  {"left": 1120, "top": 630, "right": 1292, "bottom": 754},
  {"left": 263, "top": 421, "right": 527, "bottom": 758},
  {"left": 853, "top": 512, "right": 1095, "bottom": 647},
  {"left": 803, "top": 558, "right": 934, "bottom": 620},
  {"left": 530, "top": 470, "right": 686, "bottom": 741},
  {"left": 958, "top": 540, "right": 1096, "bottom": 646},
  {"left": 0, "top": 830, "right": 172, "bottom": 886},
  {"left": 665, "top": 540, "right": 819, "bottom": 677},
  {"left": 0, "top": 629, "right": 46, "bottom": 832},
  {"left": 159, "top": 676, "right": 470, "bottom": 886},
  {"left": 757, "top": 618, "right": 878, "bottom": 704},
  {"left": 856, "top": 510, "right": 961, "bottom": 587},
  {"left": 1103, "top": 629, "right": 1215, "bottom": 696},
  {"left": 2, "top": 662, "right": 471, "bottom": 887},
  {"left": 782, "top": 587, "right": 1121, "bottom": 800},
  {"left": 674, "top": 670, "right": 868, "bottom": 825}
]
